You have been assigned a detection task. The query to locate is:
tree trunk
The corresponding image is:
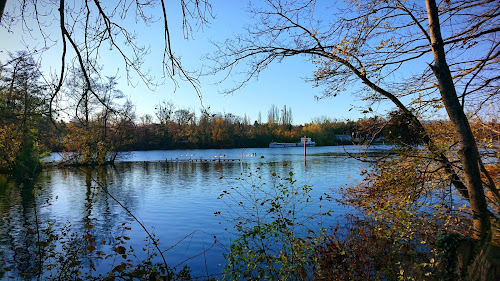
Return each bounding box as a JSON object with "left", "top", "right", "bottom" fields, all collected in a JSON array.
[
  {"left": 0, "top": 0, "right": 6, "bottom": 24},
  {"left": 425, "top": 0, "right": 490, "bottom": 242}
]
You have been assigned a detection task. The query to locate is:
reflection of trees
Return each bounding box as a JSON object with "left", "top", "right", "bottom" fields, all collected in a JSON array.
[
  {"left": 76, "top": 166, "right": 139, "bottom": 247},
  {"left": 0, "top": 177, "right": 40, "bottom": 278},
  {"left": 0, "top": 165, "right": 145, "bottom": 277},
  {"left": 1, "top": 160, "right": 274, "bottom": 277}
]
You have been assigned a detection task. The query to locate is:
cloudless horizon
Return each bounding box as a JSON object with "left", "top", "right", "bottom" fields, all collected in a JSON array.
[{"left": 0, "top": 0, "right": 406, "bottom": 125}]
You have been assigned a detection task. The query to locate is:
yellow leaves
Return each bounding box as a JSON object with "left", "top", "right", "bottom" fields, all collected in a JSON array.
[
  {"left": 375, "top": 39, "right": 390, "bottom": 50},
  {"left": 360, "top": 69, "right": 366, "bottom": 76},
  {"left": 0, "top": 124, "right": 23, "bottom": 170},
  {"left": 410, "top": 94, "right": 422, "bottom": 105},
  {"left": 63, "top": 122, "right": 113, "bottom": 165},
  {"left": 302, "top": 123, "right": 322, "bottom": 135}
]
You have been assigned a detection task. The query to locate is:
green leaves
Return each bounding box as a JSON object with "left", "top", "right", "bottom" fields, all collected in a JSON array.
[
  {"left": 111, "top": 262, "right": 127, "bottom": 273},
  {"left": 220, "top": 169, "right": 328, "bottom": 280}
]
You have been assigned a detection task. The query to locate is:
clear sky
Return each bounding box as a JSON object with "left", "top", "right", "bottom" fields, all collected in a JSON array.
[{"left": 0, "top": 0, "right": 396, "bottom": 125}]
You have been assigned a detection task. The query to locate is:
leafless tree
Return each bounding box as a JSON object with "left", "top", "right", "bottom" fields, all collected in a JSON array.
[
  {"left": 155, "top": 100, "right": 176, "bottom": 125},
  {"left": 267, "top": 104, "right": 279, "bottom": 124},
  {"left": 210, "top": 0, "right": 499, "bottom": 242},
  {"left": 0, "top": 0, "right": 212, "bottom": 120}
]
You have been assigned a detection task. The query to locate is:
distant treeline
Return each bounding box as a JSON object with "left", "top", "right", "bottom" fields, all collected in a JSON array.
[
  {"left": 2, "top": 52, "right": 497, "bottom": 170},
  {"left": 124, "top": 116, "right": 385, "bottom": 150},
  {"left": 1, "top": 53, "right": 390, "bottom": 169},
  {"left": 46, "top": 114, "right": 387, "bottom": 152}
]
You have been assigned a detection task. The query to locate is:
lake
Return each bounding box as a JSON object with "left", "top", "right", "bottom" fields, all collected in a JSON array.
[{"left": 0, "top": 145, "right": 390, "bottom": 279}]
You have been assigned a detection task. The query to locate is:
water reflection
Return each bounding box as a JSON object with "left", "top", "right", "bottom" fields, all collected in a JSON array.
[
  {"left": 1, "top": 146, "right": 377, "bottom": 279},
  {"left": 0, "top": 174, "right": 56, "bottom": 279}
]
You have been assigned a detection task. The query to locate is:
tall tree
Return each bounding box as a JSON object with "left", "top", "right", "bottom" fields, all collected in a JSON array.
[
  {"left": 280, "top": 105, "right": 293, "bottom": 126},
  {"left": 211, "top": 0, "right": 499, "bottom": 242},
  {"left": 267, "top": 104, "right": 280, "bottom": 125},
  {"left": 0, "top": 0, "right": 212, "bottom": 121},
  {"left": 155, "top": 101, "right": 176, "bottom": 126},
  {"left": 424, "top": 0, "right": 491, "bottom": 243},
  {"left": 62, "top": 72, "right": 132, "bottom": 165},
  {"left": 0, "top": 52, "right": 48, "bottom": 173}
]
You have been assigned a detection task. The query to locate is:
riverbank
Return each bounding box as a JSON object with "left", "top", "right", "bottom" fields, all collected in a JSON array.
[{"left": 41, "top": 144, "right": 394, "bottom": 165}]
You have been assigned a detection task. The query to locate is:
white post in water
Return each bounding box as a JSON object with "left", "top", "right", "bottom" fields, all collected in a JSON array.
[
  {"left": 303, "top": 137, "right": 307, "bottom": 166},
  {"left": 241, "top": 148, "right": 244, "bottom": 161}
]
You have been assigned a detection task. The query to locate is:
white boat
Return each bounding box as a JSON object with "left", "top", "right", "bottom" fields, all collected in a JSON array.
[
  {"left": 269, "top": 142, "right": 297, "bottom": 148},
  {"left": 269, "top": 137, "right": 316, "bottom": 148}
]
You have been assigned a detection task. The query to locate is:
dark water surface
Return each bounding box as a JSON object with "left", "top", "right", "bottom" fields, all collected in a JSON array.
[{"left": 0, "top": 145, "right": 390, "bottom": 279}]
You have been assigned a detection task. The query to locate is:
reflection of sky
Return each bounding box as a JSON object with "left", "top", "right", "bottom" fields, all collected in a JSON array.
[
  {"left": 2, "top": 146, "right": 384, "bottom": 278},
  {"left": 45, "top": 144, "right": 395, "bottom": 162}
]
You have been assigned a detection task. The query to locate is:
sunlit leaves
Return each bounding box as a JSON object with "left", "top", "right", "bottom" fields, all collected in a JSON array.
[
  {"left": 219, "top": 169, "right": 331, "bottom": 280},
  {"left": 0, "top": 53, "right": 48, "bottom": 173},
  {"left": 0, "top": 124, "right": 22, "bottom": 170}
]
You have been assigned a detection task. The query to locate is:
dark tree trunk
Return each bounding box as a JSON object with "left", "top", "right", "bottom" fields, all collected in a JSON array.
[
  {"left": 0, "top": 0, "right": 6, "bottom": 24},
  {"left": 425, "top": 0, "right": 490, "bottom": 242}
]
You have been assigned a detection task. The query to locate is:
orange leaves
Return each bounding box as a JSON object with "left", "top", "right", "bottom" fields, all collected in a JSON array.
[
  {"left": 62, "top": 122, "right": 112, "bottom": 165},
  {"left": 114, "top": 246, "right": 126, "bottom": 255}
]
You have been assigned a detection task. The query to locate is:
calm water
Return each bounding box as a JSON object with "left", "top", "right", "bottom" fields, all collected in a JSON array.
[{"left": 0, "top": 145, "right": 390, "bottom": 279}]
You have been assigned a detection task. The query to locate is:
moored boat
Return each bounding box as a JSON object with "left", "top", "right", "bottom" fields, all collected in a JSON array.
[{"left": 269, "top": 136, "right": 316, "bottom": 148}]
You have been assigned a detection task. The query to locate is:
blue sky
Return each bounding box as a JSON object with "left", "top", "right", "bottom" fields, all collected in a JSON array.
[{"left": 0, "top": 0, "right": 396, "bottom": 125}]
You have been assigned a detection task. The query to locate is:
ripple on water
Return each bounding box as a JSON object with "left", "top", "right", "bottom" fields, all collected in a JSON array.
[{"left": 2, "top": 146, "right": 381, "bottom": 278}]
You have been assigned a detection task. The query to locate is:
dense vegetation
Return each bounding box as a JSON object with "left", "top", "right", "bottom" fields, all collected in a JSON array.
[
  {"left": 1, "top": 0, "right": 499, "bottom": 280},
  {"left": 0, "top": 54, "right": 391, "bottom": 170},
  {"left": 66, "top": 112, "right": 389, "bottom": 151}
]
